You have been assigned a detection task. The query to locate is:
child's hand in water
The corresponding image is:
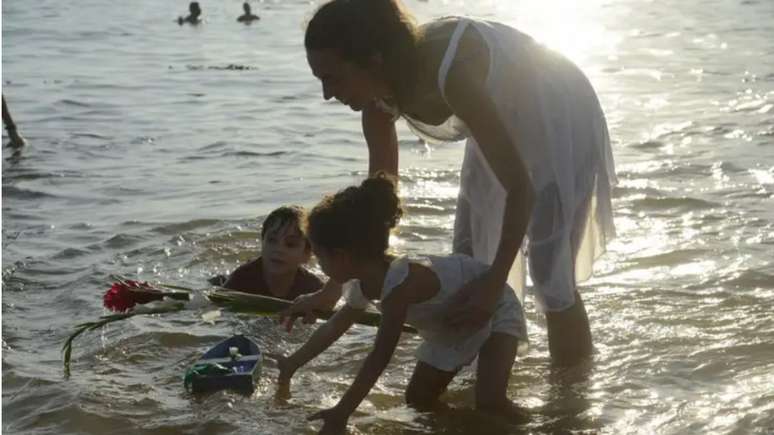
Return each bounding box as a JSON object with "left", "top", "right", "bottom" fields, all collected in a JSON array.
[
  {"left": 308, "top": 405, "right": 349, "bottom": 435},
  {"left": 278, "top": 293, "right": 322, "bottom": 332}
]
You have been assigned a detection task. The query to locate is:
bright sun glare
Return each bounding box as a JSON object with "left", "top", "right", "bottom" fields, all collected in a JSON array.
[{"left": 492, "top": 0, "right": 620, "bottom": 67}]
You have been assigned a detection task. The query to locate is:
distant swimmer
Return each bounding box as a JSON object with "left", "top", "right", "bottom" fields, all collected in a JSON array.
[
  {"left": 2, "top": 95, "right": 27, "bottom": 148},
  {"left": 178, "top": 2, "right": 202, "bottom": 25},
  {"left": 237, "top": 2, "right": 260, "bottom": 24}
]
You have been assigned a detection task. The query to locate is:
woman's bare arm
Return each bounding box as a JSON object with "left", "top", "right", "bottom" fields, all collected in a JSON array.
[
  {"left": 362, "top": 102, "right": 399, "bottom": 176},
  {"left": 442, "top": 29, "right": 535, "bottom": 327}
]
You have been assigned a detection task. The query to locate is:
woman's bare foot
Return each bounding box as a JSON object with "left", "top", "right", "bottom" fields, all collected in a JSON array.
[{"left": 478, "top": 399, "right": 530, "bottom": 425}]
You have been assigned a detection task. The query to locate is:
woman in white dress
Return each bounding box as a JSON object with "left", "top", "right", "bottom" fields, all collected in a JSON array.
[{"left": 286, "top": 0, "right": 616, "bottom": 366}]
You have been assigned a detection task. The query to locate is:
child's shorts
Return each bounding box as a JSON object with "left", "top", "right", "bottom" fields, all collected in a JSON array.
[{"left": 415, "top": 284, "right": 526, "bottom": 373}]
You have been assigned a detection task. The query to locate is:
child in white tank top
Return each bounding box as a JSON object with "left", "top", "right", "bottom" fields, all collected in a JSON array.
[{"left": 278, "top": 173, "right": 528, "bottom": 434}]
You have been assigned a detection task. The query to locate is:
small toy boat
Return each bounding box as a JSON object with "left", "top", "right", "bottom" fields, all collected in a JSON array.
[{"left": 184, "top": 334, "right": 262, "bottom": 394}]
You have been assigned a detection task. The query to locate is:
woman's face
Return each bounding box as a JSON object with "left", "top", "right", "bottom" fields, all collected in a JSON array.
[{"left": 307, "top": 48, "right": 389, "bottom": 112}]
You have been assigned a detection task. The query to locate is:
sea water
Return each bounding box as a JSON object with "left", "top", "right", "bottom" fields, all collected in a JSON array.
[{"left": 2, "top": 0, "right": 773, "bottom": 433}]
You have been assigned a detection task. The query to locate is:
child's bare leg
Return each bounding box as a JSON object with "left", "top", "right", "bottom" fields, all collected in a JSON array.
[
  {"left": 405, "top": 361, "right": 457, "bottom": 411},
  {"left": 475, "top": 332, "right": 527, "bottom": 422}
]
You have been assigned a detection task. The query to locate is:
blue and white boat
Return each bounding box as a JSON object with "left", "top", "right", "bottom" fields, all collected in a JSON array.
[{"left": 185, "top": 334, "right": 262, "bottom": 394}]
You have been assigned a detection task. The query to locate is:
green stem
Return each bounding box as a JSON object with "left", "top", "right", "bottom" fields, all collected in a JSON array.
[{"left": 62, "top": 307, "right": 182, "bottom": 376}]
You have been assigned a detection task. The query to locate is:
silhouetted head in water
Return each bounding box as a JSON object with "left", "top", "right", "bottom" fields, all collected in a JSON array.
[
  {"left": 189, "top": 2, "right": 201, "bottom": 17},
  {"left": 178, "top": 1, "right": 202, "bottom": 25},
  {"left": 237, "top": 2, "right": 260, "bottom": 23}
]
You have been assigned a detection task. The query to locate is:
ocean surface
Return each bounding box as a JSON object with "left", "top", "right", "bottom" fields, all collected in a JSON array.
[{"left": 2, "top": 0, "right": 773, "bottom": 433}]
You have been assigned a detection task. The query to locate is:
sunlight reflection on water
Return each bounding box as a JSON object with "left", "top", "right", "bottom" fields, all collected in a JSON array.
[{"left": 3, "top": 0, "right": 774, "bottom": 433}]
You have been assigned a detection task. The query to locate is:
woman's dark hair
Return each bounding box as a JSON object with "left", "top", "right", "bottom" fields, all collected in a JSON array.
[
  {"left": 308, "top": 172, "right": 403, "bottom": 259},
  {"left": 304, "top": 0, "right": 422, "bottom": 109},
  {"left": 262, "top": 206, "right": 309, "bottom": 247}
]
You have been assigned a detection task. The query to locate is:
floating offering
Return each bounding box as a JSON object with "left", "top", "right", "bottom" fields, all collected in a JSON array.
[
  {"left": 62, "top": 278, "right": 417, "bottom": 375},
  {"left": 184, "top": 334, "right": 262, "bottom": 395}
]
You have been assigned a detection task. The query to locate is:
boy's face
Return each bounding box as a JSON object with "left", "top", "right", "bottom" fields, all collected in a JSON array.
[
  {"left": 310, "top": 241, "right": 352, "bottom": 283},
  {"left": 261, "top": 222, "right": 310, "bottom": 276}
]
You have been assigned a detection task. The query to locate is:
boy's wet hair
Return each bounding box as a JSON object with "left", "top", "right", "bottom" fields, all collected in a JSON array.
[
  {"left": 308, "top": 172, "right": 403, "bottom": 259},
  {"left": 261, "top": 206, "right": 309, "bottom": 244}
]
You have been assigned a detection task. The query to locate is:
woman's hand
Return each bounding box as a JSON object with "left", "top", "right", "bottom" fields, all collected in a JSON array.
[
  {"left": 308, "top": 405, "right": 349, "bottom": 435},
  {"left": 444, "top": 270, "right": 504, "bottom": 330}
]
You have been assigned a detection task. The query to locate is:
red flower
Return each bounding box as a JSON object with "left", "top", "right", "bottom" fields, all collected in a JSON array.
[{"left": 103, "top": 280, "right": 164, "bottom": 312}]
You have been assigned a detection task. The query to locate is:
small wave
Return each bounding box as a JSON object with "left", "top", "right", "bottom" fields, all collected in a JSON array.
[
  {"left": 198, "top": 141, "right": 228, "bottom": 151},
  {"left": 630, "top": 196, "right": 718, "bottom": 211},
  {"left": 724, "top": 189, "right": 772, "bottom": 200},
  {"left": 1, "top": 387, "right": 145, "bottom": 435},
  {"left": 129, "top": 136, "right": 155, "bottom": 145},
  {"left": 616, "top": 162, "right": 716, "bottom": 179},
  {"left": 613, "top": 185, "right": 666, "bottom": 198},
  {"left": 182, "top": 64, "right": 257, "bottom": 71},
  {"left": 731, "top": 99, "right": 770, "bottom": 113},
  {"left": 401, "top": 168, "right": 460, "bottom": 184},
  {"left": 70, "top": 132, "right": 113, "bottom": 140},
  {"left": 629, "top": 140, "right": 666, "bottom": 149},
  {"left": 711, "top": 160, "right": 747, "bottom": 174},
  {"left": 1, "top": 169, "right": 61, "bottom": 182},
  {"left": 1, "top": 265, "right": 30, "bottom": 292},
  {"left": 398, "top": 225, "right": 451, "bottom": 238},
  {"left": 58, "top": 98, "right": 90, "bottom": 107},
  {"left": 51, "top": 247, "right": 92, "bottom": 260},
  {"left": 221, "top": 150, "right": 289, "bottom": 158},
  {"left": 151, "top": 219, "right": 223, "bottom": 235},
  {"left": 404, "top": 202, "right": 454, "bottom": 216},
  {"left": 625, "top": 248, "right": 711, "bottom": 268},
  {"left": 179, "top": 154, "right": 208, "bottom": 161},
  {"left": 1, "top": 185, "right": 57, "bottom": 200},
  {"left": 720, "top": 269, "right": 774, "bottom": 290},
  {"left": 114, "top": 331, "right": 227, "bottom": 351},
  {"left": 610, "top": 67, "right": 666, "bottom": 81},
  {"left": 651, "top": 121, "right": 695, "bottom": 139},
  {"left": 102, "top": 233, "right": 146, "bottom": 250}
]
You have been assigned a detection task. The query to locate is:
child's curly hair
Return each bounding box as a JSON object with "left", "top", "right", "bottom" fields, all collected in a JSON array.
[{"left": 307, "top": 172, "right": 403, "bottom": 259}]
